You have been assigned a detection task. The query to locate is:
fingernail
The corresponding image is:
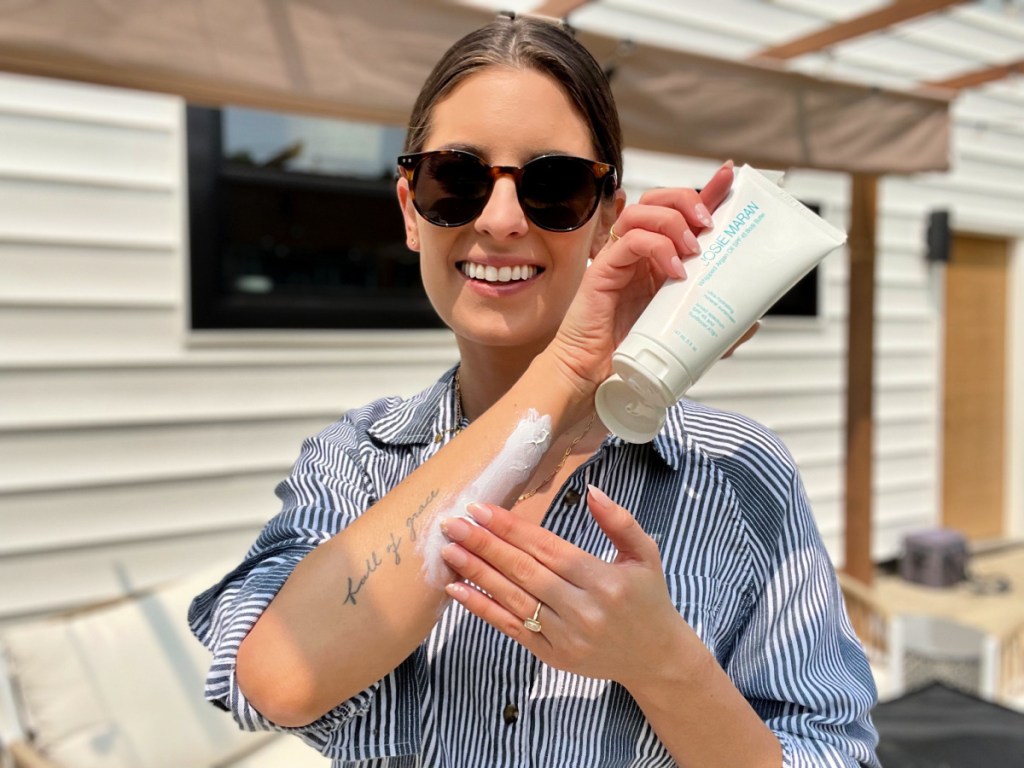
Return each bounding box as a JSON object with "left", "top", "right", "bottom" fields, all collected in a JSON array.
[
  {"left": 587, "top": 484, "right": 614, "bottom": 508},
  {"left": 723, "top": 158, "right": 735, "bottom": 170},
  {"left": 446, "top": 582, "right": 468, "bottom": 601},
  {"left": 670, "top": 256, "right": 687, "bottom": 280},
  {"left": 467, "top": 502, "right": 492, "bottom": 525},
  {"left": 695, "top": 203, "right": 713, "bottom": 228},
  {"left": 441, "top": 543, "right": 468, "bottom": 567},
  {"left": 442, "top": 517, "right": 471, "bottom": 542},
  {"left": 682, "top": 230, "right": 700, "bottom": 255}
]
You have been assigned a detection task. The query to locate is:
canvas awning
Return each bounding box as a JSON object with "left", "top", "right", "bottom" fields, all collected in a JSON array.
[{"left": 0, "top": 0, "right": 951, "bottom": 175}]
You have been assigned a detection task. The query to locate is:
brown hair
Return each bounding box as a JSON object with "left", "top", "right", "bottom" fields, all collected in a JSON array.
[{"left": 404, "top": 15, "right": 623, "bottom": 185}]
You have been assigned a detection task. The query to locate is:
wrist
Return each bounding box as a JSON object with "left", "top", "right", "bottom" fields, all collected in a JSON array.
[
  {"left": 620, "top": 614, "right": 711, "bottom": 702},
  {"left": 524, "top": 349, "right": 599, "bottom": 432}
]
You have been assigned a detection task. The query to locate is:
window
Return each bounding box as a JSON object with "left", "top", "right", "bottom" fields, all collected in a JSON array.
[
  {"left": 763, "top": 202, "right": 821, "bottom": 319},
  {"left": 187, "top": 106, "right": 443, "bottom": 330}
]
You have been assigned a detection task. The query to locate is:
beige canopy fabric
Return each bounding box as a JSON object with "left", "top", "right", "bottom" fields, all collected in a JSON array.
[{"left": 0, "top": 0, "right": 950, "bottom": 174}]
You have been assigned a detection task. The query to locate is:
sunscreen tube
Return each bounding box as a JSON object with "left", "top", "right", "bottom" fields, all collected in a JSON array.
[{"left": 595, "top": 164, "right": 847, "bottom": 443}]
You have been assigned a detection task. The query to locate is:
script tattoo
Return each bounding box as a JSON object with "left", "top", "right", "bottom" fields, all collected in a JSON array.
[
  {"left": 343, "top": 550, "right": 383, "bottom": 606},
  {"left": 406, "top": 488, "right": 439, "bottom": 542},
  {"left": 385, "top": 531, "right": 402, "bottom": 566},
  {"left": 343, "top": 490, "right": 439, "bottom": 606}
]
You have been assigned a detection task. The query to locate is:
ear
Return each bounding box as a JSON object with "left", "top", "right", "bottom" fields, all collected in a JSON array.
[
  {"left": 396, "top": 177, "right": 421, "bottom": 251},
  {"left": 590, "top": 188, "right": 627, "bottom": 259}
]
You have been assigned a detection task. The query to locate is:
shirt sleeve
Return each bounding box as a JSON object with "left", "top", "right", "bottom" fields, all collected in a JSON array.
[
  {"left": 187, "top": 418, "right": 382, "bottom": 751},
  {"left": 726, "top": 466, "right": 882, "bottom": 768}
]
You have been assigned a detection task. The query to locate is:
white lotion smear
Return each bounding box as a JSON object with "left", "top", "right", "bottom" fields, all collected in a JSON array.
[
  {"left": 596, "top": 164, "right": 847, "bottom": 443},
  {"left": 419, "top": 409, "right": 552, "bottom": 586}
]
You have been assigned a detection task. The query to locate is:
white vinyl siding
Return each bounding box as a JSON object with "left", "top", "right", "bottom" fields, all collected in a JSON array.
[{"left": 1, "top": 68, "right": 1022, "bottom": 625}]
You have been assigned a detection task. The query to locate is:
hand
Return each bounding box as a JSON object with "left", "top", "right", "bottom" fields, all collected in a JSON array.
[
  {"left": 547, "top": 161, "right": 735, "bottom": 394},
  {"left": 439, "top": 486, "right": 698, "bottom": 688}
]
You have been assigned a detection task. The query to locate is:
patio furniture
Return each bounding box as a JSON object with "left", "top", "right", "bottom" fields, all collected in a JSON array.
[{"left": 0, "top": 565, "right": 330, "bottom": 768}]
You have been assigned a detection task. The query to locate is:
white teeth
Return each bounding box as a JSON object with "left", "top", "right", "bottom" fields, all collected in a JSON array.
[{"left": 461, "top": 262, "right": 538, "bottom": 283}]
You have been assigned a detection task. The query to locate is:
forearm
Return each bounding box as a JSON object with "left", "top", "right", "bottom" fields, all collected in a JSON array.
[
  {"left": 624, "top": 618, "right": 782, "bottom": 768},
  {"left": 237, "top": 352, "right": 593, "bottom": 726}
]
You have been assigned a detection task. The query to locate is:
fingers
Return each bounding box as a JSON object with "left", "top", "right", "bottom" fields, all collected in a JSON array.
[
  {"left": 585, "top": 485, "right": 660, "bottom": 565},
  {"left": 604, "top": 206, "right": 693, "bottom": 281},
  {"left": 445, "top": 580, "right": 553, "bottom": 648},
  {"left": 698, "top": 159, "right": 735, "bottom": 213},
  {"left": 441, "top": 505, "right": 594, "bottom": 588},
  {"left": 603, "top": 160, "right": 735, "bottom": 280},
  {"left": 441, "top": 541, "right": 557, "bottom": 641},
  {"left": 721, "top": 320, "right": 760, "bottom": 358},
  {"left": 633, "top": 159, "right": 734, "bottom": 234}
]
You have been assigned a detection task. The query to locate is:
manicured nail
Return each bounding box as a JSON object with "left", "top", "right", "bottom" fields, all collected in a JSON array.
[
  {"left": 587, "top": 484, "right": 614, "bottom": 508},
  {"left": 441, "top": 542, "right": 468, "bottom": 567},
  {"left": 670, "top": 256, "right": 687, "bottom": 280},
  {"left": 467, "top": 502, "right": 492, "bottom": 525},
  {"left": 446, "top": 582, "right": 468, "bottom": 601},
  {"left": 682, "top": 230, "right": 700, "bottom": 255},
  {"left": 442, "top": 517, "right": 471, "bottom": 542},
  {"left": 723, "top": 158, "right": 735, "bottom": 170},
  {"left": 694, "top": 203, "right": 713, "bottom": 228}
]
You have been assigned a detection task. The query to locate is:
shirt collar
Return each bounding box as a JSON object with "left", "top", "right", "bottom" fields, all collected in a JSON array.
[
  {"left": 367, "top": 364, "right": 688, "bottom": 470},
  {"left": 366, "top": 365, "right": 461, "bottom": 446}
]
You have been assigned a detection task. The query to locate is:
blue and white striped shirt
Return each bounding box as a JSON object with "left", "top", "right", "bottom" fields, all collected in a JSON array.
[{"left": 189, "top": 367, "right": 880, "bottom": 767}]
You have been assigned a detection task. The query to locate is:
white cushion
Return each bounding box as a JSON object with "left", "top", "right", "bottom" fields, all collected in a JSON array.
[{"left": 0, "top": 565, "right": 279, "bottom": 768}]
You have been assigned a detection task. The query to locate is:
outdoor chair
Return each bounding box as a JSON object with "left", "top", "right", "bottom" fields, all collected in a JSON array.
[{"left": 0, "top": 564, "right": 329, "bottom": 768}]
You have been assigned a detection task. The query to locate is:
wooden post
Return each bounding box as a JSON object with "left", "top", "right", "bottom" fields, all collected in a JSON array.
[{"left": 844, "top": 174, "right": 878, "bottom": 586}]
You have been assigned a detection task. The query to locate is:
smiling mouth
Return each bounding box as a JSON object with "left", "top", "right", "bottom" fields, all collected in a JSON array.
[{"left": 458, "top": 262, "right": 542, "bottom": 283}]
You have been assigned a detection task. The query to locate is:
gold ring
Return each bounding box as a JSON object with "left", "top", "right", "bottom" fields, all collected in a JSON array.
[
  {"left": 523, "top": 601, "right": 543, "bottom": 633},
  {"left": 608, "top": 226, "right": 621, "bottom": 243}
]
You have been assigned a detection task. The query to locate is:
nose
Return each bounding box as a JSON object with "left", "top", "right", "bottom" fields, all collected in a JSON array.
[{"left": 474, "top": 175, "right": 529, "bottom": 240}]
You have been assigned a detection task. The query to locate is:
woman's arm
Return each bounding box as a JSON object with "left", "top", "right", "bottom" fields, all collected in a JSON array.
[
  {"left": 236, "top": 164, "right": 736, "bottom": 728},
  {"left": 236, "top": 352, "right": 591, "bottom": 727},
  {"left": 439, "top": 489, "right": 781, "bottom": 768}
]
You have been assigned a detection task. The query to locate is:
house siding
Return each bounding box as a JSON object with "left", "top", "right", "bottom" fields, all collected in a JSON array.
[{"left": 0, "top": 70, "right": 1021, "bottom": 624}]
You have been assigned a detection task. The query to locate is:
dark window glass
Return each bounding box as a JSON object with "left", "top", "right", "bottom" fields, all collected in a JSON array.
[
  {"left": 763, "top": 202, "right": 821, "bottom": 318},
  {"left": 187, "top": 106, "right": 442, "bottom": 330}
]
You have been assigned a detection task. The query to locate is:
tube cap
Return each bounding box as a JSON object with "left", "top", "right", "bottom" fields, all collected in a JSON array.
[{"left": 595, "top": 374, "right": 667, "bottom": 444}]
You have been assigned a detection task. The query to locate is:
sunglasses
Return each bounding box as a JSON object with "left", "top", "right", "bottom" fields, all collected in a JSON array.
[{"left": 397, "top": 149, "right": 618, "bottom": 232}]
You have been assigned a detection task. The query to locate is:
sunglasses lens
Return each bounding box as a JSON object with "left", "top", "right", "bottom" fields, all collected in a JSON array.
[
  {"left": 412, "top": 152, "right": 490, "bottom": 227},
  {"left": 521, "top": 156, "right": 600, "bottom": 231}
]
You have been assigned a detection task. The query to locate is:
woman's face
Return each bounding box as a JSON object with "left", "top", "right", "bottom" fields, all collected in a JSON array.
[{"left": 397, "top": 66, "right": 620, "bottom": 355}]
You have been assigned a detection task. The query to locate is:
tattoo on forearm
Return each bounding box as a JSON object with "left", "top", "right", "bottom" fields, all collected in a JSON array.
[
  {"left": 343, "top": 550, "right": 383, "bottom": 605},
  {"left": 386, "top": 531, "right": 402, "bottom": 565},
  {"left": 406, "top": 488, "right": 439, "bottom": 541},
  {"left": 343, "top": 489, "right": 439, "bottom": 606}
]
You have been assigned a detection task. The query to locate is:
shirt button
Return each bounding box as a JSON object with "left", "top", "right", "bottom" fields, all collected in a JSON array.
[
  {"left": 563, "top": 489, "right": 582, "bottom": 506},
  {"left": 502, "top": 704, "right": 519, "bottom": 725}
]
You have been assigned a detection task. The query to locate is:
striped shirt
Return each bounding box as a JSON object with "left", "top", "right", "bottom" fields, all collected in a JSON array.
[{"left": 189, "top": 367, "right": 880, "bottom": 767}]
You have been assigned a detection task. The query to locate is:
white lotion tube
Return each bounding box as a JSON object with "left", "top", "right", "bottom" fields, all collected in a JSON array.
[{"left": 596, "top": 164, "right": 847, "bottom": 443}]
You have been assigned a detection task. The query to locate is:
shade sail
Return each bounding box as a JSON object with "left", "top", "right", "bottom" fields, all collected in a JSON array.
[{"left": 0, "top": 0, "right": 950, "bottom": 173}]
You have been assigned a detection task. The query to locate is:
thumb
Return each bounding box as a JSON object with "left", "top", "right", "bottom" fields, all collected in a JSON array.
[{"left": 587, "top": 484, "right": 658, "bottom": 564}]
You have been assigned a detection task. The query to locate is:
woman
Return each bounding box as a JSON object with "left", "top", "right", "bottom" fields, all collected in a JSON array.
[{"left": 190, "top": 14, "right": 879, "bottom": 768}]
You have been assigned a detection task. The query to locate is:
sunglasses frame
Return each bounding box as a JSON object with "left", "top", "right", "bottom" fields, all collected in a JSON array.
[{"left": 397, "top": 149, "right": 618, "bottom": 232}]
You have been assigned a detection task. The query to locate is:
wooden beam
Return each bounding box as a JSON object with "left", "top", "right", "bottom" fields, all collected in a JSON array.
[
  {"left": 926, "top": 57, "right": 1024, "bottom": 90},
  {"left": 756, "top": 0, "right": 968, "bottom": 60},
  {"left": 844, "top": 174, "right": 878, "bottom": 587},
  {"left": 533, "top": 0, "right": 592, "bottom": 19}
]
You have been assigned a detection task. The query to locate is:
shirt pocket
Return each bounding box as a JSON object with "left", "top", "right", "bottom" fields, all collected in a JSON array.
[{"left": 664, "top": 574, "right": 743, "bottom": 663}]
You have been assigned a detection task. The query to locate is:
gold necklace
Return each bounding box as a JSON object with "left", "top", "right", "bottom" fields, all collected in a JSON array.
[
  {"left": 434, "top": 368, "right": 597, "bottom": 503},
  {"left": 516, "top": 411, "right": 595, "bottom": 503}
]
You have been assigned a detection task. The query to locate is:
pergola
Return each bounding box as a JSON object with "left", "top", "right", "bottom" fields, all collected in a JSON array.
[{"left": 1, "top": 0, "right": 1021, "bottom": 584}]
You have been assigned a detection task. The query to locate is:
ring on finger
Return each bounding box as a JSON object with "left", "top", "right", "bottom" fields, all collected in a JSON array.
[{"left": 523, "top": 601, "right": 543, "bottom": 633}]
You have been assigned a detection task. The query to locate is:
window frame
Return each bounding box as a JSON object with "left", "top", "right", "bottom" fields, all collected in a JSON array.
[{"left": 186, "top": 105, "right": 443, "bottom": 331}]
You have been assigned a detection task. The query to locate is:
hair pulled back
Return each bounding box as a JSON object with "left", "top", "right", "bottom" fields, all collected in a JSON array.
[{"left": 404, "top": 15, "right": 623, "bottom": 183}]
